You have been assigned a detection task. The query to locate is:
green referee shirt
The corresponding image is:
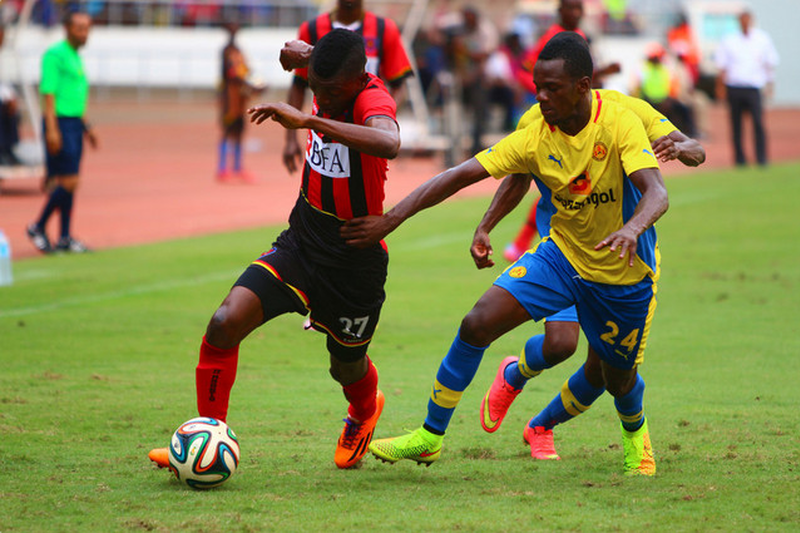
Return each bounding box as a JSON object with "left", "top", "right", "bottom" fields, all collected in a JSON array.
[{"left": 40, "top": 40, "right": 89, "bottom": 118}]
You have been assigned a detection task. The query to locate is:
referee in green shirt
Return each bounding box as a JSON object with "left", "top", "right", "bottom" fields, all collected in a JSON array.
[{"left": 27, "top": 10, "right": 97, "bottom": 254}]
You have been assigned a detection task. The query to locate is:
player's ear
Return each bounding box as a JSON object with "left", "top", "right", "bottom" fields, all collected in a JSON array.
[{"left": 576, "top": 75, "right": 592, "bottom": 94}]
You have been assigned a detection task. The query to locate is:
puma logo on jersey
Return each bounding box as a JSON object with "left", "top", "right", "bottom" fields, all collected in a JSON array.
[{"left": 548, "top": 154, "right": 563, "bottom": 168}]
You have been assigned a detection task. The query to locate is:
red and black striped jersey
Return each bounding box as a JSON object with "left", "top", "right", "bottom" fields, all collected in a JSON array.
[{"left": 301, "top": 74, "right": 397, "bottom": 221}]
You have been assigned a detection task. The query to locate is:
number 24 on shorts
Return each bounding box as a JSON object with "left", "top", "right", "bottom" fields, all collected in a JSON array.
[{"left": 600, "top": 321, "right": 640, "bottom": 361}]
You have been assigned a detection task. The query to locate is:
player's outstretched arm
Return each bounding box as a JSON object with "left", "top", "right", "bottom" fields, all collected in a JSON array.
[
  {"left": 651, "top": 131, "right": 706, "bottom": 167},
  {"left": 248, "top": 103, "right": 400, "bottom": 159},
  {"left": 342, "top": 158, "right": 492, "bottom": 248},
  {"left": 594, "top": 167, "right": 669, "bottom": 267},
  {"left": 471, "top": 173, "right": 532, "bottom": 269}
]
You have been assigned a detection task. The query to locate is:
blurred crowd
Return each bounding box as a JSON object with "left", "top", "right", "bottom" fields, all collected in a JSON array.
[
  {"left": 412, "top": 1, "right": 713, "bottom": 152},
  {"left": 0, "top": 0, "right": 770, "bottom": 151},
  {"left": 0, "top": 0, "right": 316, "bottom": 28}
]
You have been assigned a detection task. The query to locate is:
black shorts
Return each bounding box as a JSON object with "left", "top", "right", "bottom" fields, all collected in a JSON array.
[
  {"left": 223, "top": 116, "right": 245, "bottom": 137},
  {"left": 44, "top": 117, "right": 83, "bottom": 177},
  {"left": 234, "top": 227, "right": 388, "bottom": 351}
]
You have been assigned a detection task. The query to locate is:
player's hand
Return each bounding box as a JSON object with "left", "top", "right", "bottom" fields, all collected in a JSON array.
[
  {"left": 279, "top": 40, "right": 313, "bottom": 71},
  {"left": 282, "top": 135, "right": 303, "bottom": 173},
  {"left": 470, "top": 229, "right": 495, "bottom": 269},
  {"left": 651, "top": 135, "right": 678, "bottom": 163},
  {"left": 595, "top": 226, "right": 639, "bottom": 267},
  {"left": 85, "top": 129, "right": 98, "bottom": 149},
  {"left": 248, "top": 102, "right": 307, "bottom": 130},
  {"left": 340, "top": 215, "right": 391, "bottom": 248},
  {"left": 45, "top": 128, "right": 62, "bottom": 155}
]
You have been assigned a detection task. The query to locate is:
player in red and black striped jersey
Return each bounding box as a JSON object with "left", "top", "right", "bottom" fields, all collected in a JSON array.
[
  {"left": 282, "top": 0, "right": 413, "bottom": 173},
  {"left": 147, "top": 30, "right": 400, "bottom": 472}
]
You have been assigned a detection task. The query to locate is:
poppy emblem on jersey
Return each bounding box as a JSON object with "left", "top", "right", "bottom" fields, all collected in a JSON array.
[
  {"left": 568, "top": 173, "right": 592, "bottom": 195},
  {"left": 592, "top": 142, "right": 608, "bottom": 161},
  {"left": 509, "top": 266, "right": 527, "bottom": 278}
]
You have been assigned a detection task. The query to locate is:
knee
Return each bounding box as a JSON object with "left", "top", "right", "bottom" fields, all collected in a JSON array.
[
  {"left": 206, "top": 305, "right": 243, "bottom": 347},
  {"left": 543, "top": 332, "right": 579, "bottom": 364},
  {"left": 458, "top": 310, "right": 491, "bottom": 347},
  {"left": 605, "top": 372, "right": 642, "bottom": 398}
]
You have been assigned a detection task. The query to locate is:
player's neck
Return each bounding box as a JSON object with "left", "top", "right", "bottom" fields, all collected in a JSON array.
[
  {"left": 559, "top": 94, "right": 592, "bottom": 136},
  {"left": 333, "top": 8, "right": 364, "bottom": 25}
]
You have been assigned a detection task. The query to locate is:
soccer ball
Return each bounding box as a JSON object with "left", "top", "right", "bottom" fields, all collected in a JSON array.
[{"left": 168, "top": 417, "right": 240, "bottom": 489}]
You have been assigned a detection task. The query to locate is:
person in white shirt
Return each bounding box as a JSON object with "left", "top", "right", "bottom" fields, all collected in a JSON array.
[{"left": 714, "top": 9, "right": 779, "bottom": 166}]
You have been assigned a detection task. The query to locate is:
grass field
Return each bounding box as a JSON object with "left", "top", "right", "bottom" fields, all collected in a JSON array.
[{"left": 1, "top": 163, "right": 799, "bottom": 532}]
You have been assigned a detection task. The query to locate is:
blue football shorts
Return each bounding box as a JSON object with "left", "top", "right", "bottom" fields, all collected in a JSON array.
[
  {"left": 494, "top": 238, "right": 657, "bottom": 369},
  {"left": 44, "top": 117, "right": 84, "bottom": 177}
]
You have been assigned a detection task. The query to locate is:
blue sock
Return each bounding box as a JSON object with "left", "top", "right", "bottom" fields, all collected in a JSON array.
[
  {"left": 504, "top": 334, "right": 550, "bottom": 389},
  {"left": 424, "top": 331, "right": 487, "bottom": 434},
  {"left": 37, "top": 185, "right": 69, "bottom": 229},
  {"left": 232, "top": 141, "right": 242, "bottom": 172},
  {"left": 615, "top": 374, "right": 645, "bottom": 432},
  {"left": 218, "top": 140, "right": 228, "bottom": 172},
  {"left": 58, "top": 188, "right": 74, "bottom": 239},
  {"left": 529, "top": 363, "right": 605, "bottom": 430}
]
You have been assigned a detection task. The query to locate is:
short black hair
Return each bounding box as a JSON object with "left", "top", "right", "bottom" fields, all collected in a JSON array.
[
  {"left": 538, "top": 31, "right": 593, "bottom": 80},
  {"left": 310, "top": 28, "right": 366, "bottom": 80},
  {"left": 63, "top": 9, "right": 87, "bottom": 26}
]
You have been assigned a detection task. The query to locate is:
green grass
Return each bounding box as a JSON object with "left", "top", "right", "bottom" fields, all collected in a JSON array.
[{"left": 1, "top": 163, "right": 799, "bottom": 531}]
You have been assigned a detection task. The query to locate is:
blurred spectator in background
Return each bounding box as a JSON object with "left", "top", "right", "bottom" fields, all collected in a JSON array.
[
  {"left": 282, "top": 0, "right": 413, "bottom": 174},
  {"left": 217, "top": 22, "right": 265, "bottom": 183},
  {"left": 484, "top": 32, "right": 529, "bottom": 132},
  {"left": 667, "top": 12, "right": 700, "bottom": 85},
  {"left": 633, "top": 42, "right": 696, "bottom": 138},
  {"left": 520, "top": 0, "right": 620, "bottom": 97},
  {"left": 600, "top": 0, "right": 636, "bottom": 35},
  {"left": 0, "top": 24, "right": 22, "bottom": 166},
  {"left": 451, "top": 5, "right": 498, "bottom": 155},
  {"left": 27, "top": 11, "right": 97, "bottom": 254},
  {"left": 715, "top": 9, "right": 779, "bottom": 167}
]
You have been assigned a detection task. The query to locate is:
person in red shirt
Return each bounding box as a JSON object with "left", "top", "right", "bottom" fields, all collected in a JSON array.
[
  {"left": 148, "top": 29, "right": 401, "bottom": 471},
  {"left": 282, "top": 0, "right": 413, "bottom": 174}
]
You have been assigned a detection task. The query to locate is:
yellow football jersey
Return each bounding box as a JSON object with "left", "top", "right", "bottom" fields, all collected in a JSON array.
[{"left": 476, "top": 92, "right": 660, "bottom": 285}]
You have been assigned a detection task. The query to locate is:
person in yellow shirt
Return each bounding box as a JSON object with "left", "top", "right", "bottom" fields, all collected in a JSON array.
[
  {"left": 341, "top": 32, "right": 668, "bottom": 475},
  {"left": 472, "top": 87, "right": 703, "bottom": 463}
]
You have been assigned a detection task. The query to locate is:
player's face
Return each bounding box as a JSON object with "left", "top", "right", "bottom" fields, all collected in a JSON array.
[
  {"left": 66, "top": 13, "right": 92, "bottom": 48},
  {"left": 533, "top": 58, "right": 587, "bottom": 127},
  {"left": 559, "top": 0, "right": 584, "bottom": 31},
  {"left": 338, "top": 0, "right": 362, "bottom": 11},
  {"left": 308, "top": 68, "right": 365, "bottom": 117}
]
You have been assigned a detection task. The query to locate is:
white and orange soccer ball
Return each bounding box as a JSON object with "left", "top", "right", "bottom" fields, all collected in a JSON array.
[{"left": 168, "top": 417, "right": 240, "bottom": 489}]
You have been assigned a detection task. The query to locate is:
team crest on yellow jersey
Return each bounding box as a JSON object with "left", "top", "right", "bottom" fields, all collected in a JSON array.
[
  {"left": 568, "top": 172, "right": 592, "bottom": 195},
  {"left": 509, "top": 266, "right": 527, "bottom": 278},
  {"left": 592, "top": 142, "right": 608, "bottom": 161}
]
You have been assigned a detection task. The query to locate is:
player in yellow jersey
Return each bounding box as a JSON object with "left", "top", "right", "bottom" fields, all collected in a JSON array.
[
  {"left": 474, "top": 88, "right": 704, "bottom": 464},
  {"left": 341, "top": 32, "right": 666, "bottom": 475}
]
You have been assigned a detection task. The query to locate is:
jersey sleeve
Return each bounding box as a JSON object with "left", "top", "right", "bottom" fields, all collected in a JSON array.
[
  {"left": 355, "top": 77, "right": 397, "bottom": 125},
  {"left": 292, "top": 21, "right": 312, "bottom": 84},
  {"left": 39, "top": 48, "right": 59, "bottom": 95},
  {"left": 379, "top": 17, "right": 413, "bottom": 86},
  {"left": 515, "top": 105, "right": 538, "bottom": 131},
  {"left": 617, "top": 91, "right": 676, "bottom": 141},
  {"left": 475, "top": 129, "right": 532, "bottom": 179},
  {"left": 617, "top": 107, "right": 660, "bottom": 175}
]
